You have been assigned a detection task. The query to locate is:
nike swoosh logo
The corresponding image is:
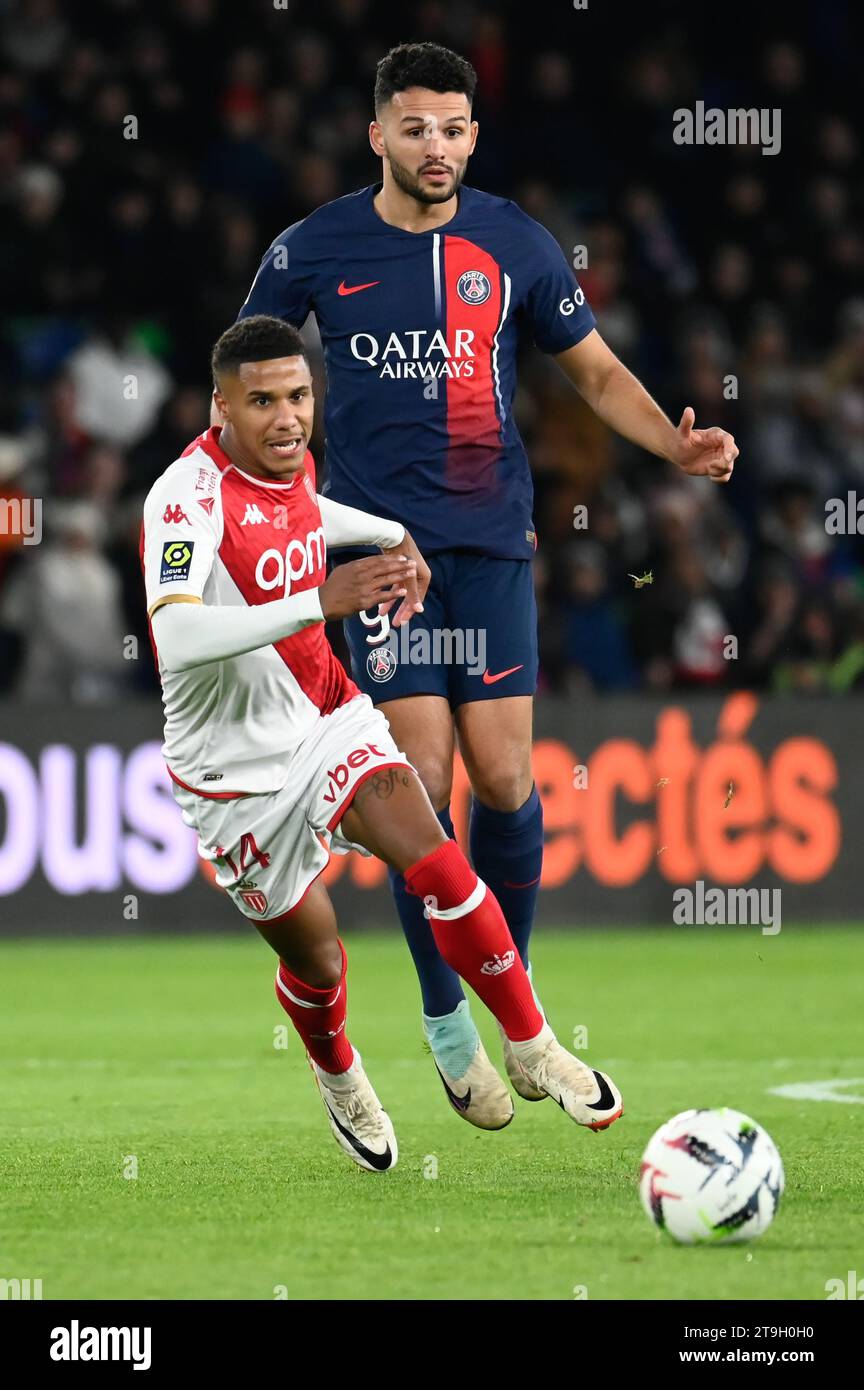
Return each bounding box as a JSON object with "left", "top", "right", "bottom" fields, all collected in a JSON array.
[
  {"left": 337, "top": 280, "right": 381, "bottom": 296},
  {"left": 586, "top": 1071, "right": 618, "bottom": 1112},
  {"left": 556, "top": 1070, "right": 618, "bottom": 1115},
  {"left": 482, "top": 665, "right": 524, "bottom": 685},
  {"left": 323, "top": 1096, "right": 393, "bottom": 1170},
  {"left": 434, "top": 1064, "right": 472, "bottom": 1113},
  {"left": 502, "top": 875, "right": 542, "bottom": 889}
]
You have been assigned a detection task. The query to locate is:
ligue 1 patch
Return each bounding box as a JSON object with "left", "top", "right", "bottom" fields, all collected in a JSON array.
[
  {"left": 367, "top": 645, "right": 397, "bottom": 682},
  {"left": 456, "top": 269, "right": 491, "bottom": 305},
  {"left": 160, "top": 539, "right": 194, "bottom": 582}
]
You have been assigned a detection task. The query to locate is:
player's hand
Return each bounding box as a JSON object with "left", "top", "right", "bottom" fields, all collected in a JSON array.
[
  {"left": 670, "top": 407, "right": 738, "bottom": 483},
  {"left": 319, "top": 555, "right": 417, "bottom": 621},
  {"left": 379, "top": 529, "right": 430, "bottom": 627}
]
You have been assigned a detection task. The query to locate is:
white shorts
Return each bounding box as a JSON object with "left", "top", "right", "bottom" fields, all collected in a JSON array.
[{"left": 172, "top": 694, "right": 413, "bottom": 922}]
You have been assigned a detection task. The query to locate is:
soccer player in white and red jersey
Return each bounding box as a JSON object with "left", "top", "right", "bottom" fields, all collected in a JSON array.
[{"left": 141, "top": 316, "right": 622, "bottom": 1171}]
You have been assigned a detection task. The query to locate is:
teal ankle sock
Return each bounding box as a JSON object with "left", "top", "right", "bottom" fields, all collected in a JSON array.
[{"left": 423, "top": 999, "right": 480, "bottom": 1080}]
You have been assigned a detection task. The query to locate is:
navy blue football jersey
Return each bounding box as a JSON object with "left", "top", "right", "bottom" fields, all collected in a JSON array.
[{"left": 238, "top": 183, "right": 595, "bottom": 559}]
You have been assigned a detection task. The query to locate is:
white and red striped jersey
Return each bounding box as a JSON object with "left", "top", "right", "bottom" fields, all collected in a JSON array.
[{"left": 141, "top": 426, "right": 357, "bottom": 795}]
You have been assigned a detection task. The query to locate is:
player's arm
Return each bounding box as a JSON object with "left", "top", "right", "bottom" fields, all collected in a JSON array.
[
  {"left": 150, "top": 556, "right": 418, "bottom": 673},
  {"left": 143, "top": 464, "right": 416, "bottom": 673},
  {"left": 317, "top": 495, "right": 405, "bottom": 551},
  {"left": 554, "top": 331, "right": 737, "bottom": 483},
  {"left": 521, "top": 214, "right": 737, "bottom": 483},
  {"left": 151, "top": 591, "right": 323, "bottom": 671},
  {"left": 317, "top": 495, "right": 429, "bottom": 623}
]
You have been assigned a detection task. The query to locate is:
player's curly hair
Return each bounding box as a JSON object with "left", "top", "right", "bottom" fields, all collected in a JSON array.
[
  {"left": 374, "top": 42, "right": 477, "bottom": 113},
  {"left": 211, "top": 315, "right": 309, "bottom": 386}
]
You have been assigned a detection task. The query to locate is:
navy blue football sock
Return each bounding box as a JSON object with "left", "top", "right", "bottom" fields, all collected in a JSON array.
[
  {"left": 388, "top": 805, "right": 467, "bottom": 1018},
  {"left": 469, "top": 786, "right": 543, "bottom": 967}
]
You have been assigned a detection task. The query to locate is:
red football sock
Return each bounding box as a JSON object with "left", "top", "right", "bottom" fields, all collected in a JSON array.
[
  {"left": 404, "top": 840, "right": 543, "bottom": 1041},
  {"left": 274, "top": 938, "right": 355, "bottom": 1075}
]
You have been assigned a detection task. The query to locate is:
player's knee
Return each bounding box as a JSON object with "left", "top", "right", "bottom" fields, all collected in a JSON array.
[
  {"left": 285, "top": 941, "right": 343, "bottom": 991},
  {"left": 470, "top": 766, "right": 533, "bottom": 813},
  {"left": 408, "top": 756, "right": 452, "bottom": 812}
]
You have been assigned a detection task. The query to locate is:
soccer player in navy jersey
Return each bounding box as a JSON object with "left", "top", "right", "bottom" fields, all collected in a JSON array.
[{"left": 234, "top": 42, "right": 737, "bottom": 1129}]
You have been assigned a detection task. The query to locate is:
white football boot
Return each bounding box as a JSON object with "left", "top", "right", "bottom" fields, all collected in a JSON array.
[
  {"left": 433, "top": 1038, "right": 514, "bottom": 1130},
  {"left": 496, "top": 963, "right": 547, "bottom": 1101},
  {"left": 506, "top": 1023, "right": 623, "bottom": 1131},
  {"left": 498, "top": 1018, "right": 546, "bottom": 1102},
  {"left": 309, "top": 1051, "right": 398, "bottom": 1171}
]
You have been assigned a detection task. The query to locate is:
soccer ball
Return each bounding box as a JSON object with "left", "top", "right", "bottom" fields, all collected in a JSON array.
[{"left": 639, "top": 1107, "right": 784, "bottom": 1245}]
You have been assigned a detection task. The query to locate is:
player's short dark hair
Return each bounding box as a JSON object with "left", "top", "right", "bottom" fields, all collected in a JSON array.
[
  {"left": 211, "top": 315, "right": 309, "bottom": 387},
  {"left": 374, "top": 42, "right": 477, "bottom": 113}
]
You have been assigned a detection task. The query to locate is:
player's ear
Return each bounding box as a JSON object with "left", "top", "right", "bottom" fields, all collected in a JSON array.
[
  {"left": 369, "top": 120, "right": 385, "bottom": 157},
  {"left": 468, "top": 120, "right": 478, "bottom": 154},
  {"left": 212, "top": 389, "right": 228, "bottom": 423}
]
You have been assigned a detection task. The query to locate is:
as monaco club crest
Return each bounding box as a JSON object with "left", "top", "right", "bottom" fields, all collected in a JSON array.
[
  {"left": 240, "top": 889, "right": 268, "bottom": 914},
  {"left": 456, "top": 269, "right": 491, "bottom": 304}
]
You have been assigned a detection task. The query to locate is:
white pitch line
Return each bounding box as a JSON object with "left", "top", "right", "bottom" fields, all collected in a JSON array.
[{"left": 768, "top": 1078, "right": 864, "bottom": 1105}]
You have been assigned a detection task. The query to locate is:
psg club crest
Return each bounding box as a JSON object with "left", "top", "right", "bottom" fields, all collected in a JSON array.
[
  {"left": 366, "top": 645, "right": 397, "bottom": 683},
  {"left": 456, "top": 269, "right": 492, "bottom": 305}
]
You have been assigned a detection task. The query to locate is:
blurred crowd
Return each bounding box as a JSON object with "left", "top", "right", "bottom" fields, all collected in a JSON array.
[{"left": 1, "top": 0, "right": 863, "bottom": 700}]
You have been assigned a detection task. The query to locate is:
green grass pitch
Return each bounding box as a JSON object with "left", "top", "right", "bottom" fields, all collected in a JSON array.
[{"left": 1, "top": 926, "right": 862, "bottom": 1300}]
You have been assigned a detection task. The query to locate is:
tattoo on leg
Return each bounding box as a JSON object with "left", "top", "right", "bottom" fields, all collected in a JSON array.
[{"left": 354, "top": 767, "right": 412, "bottom": 805}]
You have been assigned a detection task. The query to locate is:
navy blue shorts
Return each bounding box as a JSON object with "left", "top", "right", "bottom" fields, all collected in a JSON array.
[{"left": 341, "top": 552, "right": 538, "bottom": 708}]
